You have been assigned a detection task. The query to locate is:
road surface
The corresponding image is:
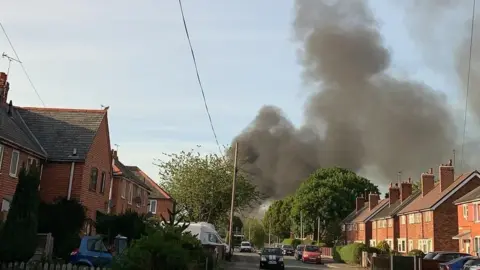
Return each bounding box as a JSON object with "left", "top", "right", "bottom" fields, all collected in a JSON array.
[{"left": 226, "top": 252, "right": 341, "bottom": 270}]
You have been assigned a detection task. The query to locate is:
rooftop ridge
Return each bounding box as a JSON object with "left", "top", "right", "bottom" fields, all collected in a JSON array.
[{"left": 18, "top": 106, "right": 106, "bottom": 113}]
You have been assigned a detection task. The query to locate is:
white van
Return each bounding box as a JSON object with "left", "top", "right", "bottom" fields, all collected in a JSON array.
[{"left": 182, "top": 222, "right": 224, "bottom": 246}]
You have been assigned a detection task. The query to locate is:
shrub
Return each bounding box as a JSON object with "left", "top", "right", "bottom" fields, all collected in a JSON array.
[
  {"left": 317, "top": 242, "right": 326, "bottom": 247},
  {"left": 282, "top": 238, "right": 293, "bottom": 245},
  {"left": 333, "top": 245, "right": 343, "bottom": 262},
  {"left": 365, "top": 246, "right": 381, "bottom": 254},
  {"left": 408, "top": 249, "right": 425, "bottom": 257},
  {"left": 376, "top": 240, "right": 391, "bottom": 254},
  {"left": 0, "top": 167, "right": 41, "bottom": 262},
  {"left": 339, "top": 243, "right": 366, "bottom": 264}
]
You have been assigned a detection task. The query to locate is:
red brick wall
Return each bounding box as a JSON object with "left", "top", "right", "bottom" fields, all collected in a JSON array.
[
  {"left": 79, "top": 115, "right": 112, "bottom": 221},
  {"left": 0, "top": 143, "right": 42, "bottom": 209},
  {"left": 372, "top": 218, "right": 396, "bottom": 244},
  {"left": 457, "top": 203, "right": 480, "bottom": 255},
  {"left": 154, "top": 198, "right": 173, "bottom": 220},
  {"left": 111, "top": 177, "right": 148, "bottom": 214},
  {"left": 403, "top": 213, "right": 434, "bottom": 245},
  {"left": 40, "top": 162, "right": 84, "bottom": 202},
  {"left": 434, "top": 176, "right": 480, "bottom": 252}
]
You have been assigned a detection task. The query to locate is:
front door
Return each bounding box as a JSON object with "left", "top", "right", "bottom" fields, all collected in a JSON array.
[{"left": 465, "top": 239, "right": 471, "bottom": 254}]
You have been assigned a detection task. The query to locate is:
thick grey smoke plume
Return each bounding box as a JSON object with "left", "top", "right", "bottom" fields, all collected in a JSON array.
[{"left": 231, "top": 0, "right": 459, "bottom": 199}]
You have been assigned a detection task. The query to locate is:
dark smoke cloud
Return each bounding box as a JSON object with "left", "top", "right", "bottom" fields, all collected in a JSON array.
[{"left": 231, "top": 0, "right": 458, "bottom": 200}]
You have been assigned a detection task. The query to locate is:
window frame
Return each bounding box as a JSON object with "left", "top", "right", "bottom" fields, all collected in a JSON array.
[
  {"left": 149, "top": 199, "right": 157, "bottom": 214},
  {"left": 397, "top": 239, "right": 406, "bottom": 252},
  {"left": 372, "top": 221, "right": 376, "bottom": 229},
  {"left": 400, "top": 215, "right": 406, "bottom": 225},
  {"left": 474, "top": 237, "right": 480, "bottom": 254},
  {"left": 408, "top": 240, "right": 414, "bottom": 252},
  {"left": 9, "top": 150, "right": 20, "bottom": 177},
  {"left": 99, "top": 171, "right": 106, "bottom": 194},
  {"left": 414, "top": 213, "right": 422, "bottom": 223},
  {"left": 475, "top": 203, "right": 480, "bottom": 222},
  {"left": 26, "top": 156, "right": 38, "bottom": 171},
  {"left": 408, "top": 214, "right": 415, "bottom": 224},
  {"left": 128, "top": 183, "right": 133, "bottom": 205},
  {"left": 387, "top": 218, "right": 393, "bottom": 228},
  {"left": 135, "top": 186, "right": 141, "bottom": 208},
  {"left": 121, "top": 180, "right": 126, "bottom": 199},
  {"left": 464, "top": 204, "right": 469, "bottom": 220},
  {"left": 424, "top": 211, "right": 432, "bottom": 222},
  {"left": 89, "top": 167, "right": 98, "bottom": 191}
]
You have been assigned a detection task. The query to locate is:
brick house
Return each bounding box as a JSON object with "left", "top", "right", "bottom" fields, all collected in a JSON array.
[
  {"left": 126, "top": 166, "right": 173, "bottom": 221},
  {"left": 397, "top": 160, "right": 480, "bottom": 254},
  {"left": 0, "top": 72, "right": 113, "bottom": 234},
  {"left": 342, "top": 193, "right": 388, "bottom": 245},
  {"left": 370, "top": 180, "right": 419, "bottom": 253},
  {"left": 111, "top": 151, "right": 151, "bottom": 214},
  {"left": 452, "top": 182, "right": 480, "bottom": 255}
]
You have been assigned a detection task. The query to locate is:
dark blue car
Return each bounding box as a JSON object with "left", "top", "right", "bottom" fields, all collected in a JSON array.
[
  {"left": 69, "top": 236, "right": 113, "bottom": 268},
  {"left": 439, "top": 256, "right": 475, "bottom": 270}
]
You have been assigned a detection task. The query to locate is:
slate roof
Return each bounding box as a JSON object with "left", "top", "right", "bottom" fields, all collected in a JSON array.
[
  {"left": 398, "top": 171, "right": 478, "bottom": 214},
  {"left": 454, "top": 185, "right": 480, "bottom": 205},
  {"left": 0, "top": 103, "right": 46, "bottom": 157},
  {"left": 342, "top": 206, "right": 367, "bottom": 224},
  {"left": 351, "top": 199, "right": 389, "bottom": 223},
  {"left": 15, "top": 107, "right": 106, "bottom": 161},
  {"left": 126, "top": 166, "right": 171, "bottom": 200},
  {"left": 370, "top": 191, "right": 421, "bottom": 221},
  {"left": 113, "top": 157, "right": 151, "bottom": 190}
]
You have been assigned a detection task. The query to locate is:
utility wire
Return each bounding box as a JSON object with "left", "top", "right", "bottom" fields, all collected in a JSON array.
[
  {"left": 0, "top": 22, "right": 46, "bottom": 107},
  {"left": 461, "top": 0, "right": 477, "bottom": 169},
  {"left": 177, "top": 0, "right": 223, "bottom": 157}
]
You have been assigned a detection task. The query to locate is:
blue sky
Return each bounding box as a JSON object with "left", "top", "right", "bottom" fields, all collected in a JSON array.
[{"left": 0, "top": 1, "right": 471, "bottom": 184}]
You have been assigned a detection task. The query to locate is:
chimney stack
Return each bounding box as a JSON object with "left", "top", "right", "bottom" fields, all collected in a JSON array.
[
  {"left": 389, "top": 183, "right": 400, "bottom": 206},
  {"left": 356, "top": 196, "right": 365, "bottom": 212},
  {"left": 439, "top": 159, "right": 454, "bottom": 192},
  {"left": 400, "top": 177, "right": 413, "bottom": 202},
  {"left": 112, "top": 149, "right": 118, "bottom": 159},
  {"left": 0, "top": 72, "right": 8, "bottom": 104},
  {"left": 421, "top": 168, "right": 435, "bottom": 197},
  {"left": 369, "top": 193, "right": 380, "bottom": 211}
]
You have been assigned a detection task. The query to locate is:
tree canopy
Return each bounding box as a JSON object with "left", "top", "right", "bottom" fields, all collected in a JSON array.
[
  {"left": 289, "top": 167, "right": 379, "bottom": 244},
  {"left": 243, "top": 218, "right": 266, "bottom": 248},
  {"left": 263, "top": 196, "right": 293, "bottom": 239},
  {"left": 157, "top": 148, "right": 261, "bottom": 225}
]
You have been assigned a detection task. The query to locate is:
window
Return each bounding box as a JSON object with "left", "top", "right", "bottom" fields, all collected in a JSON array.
[
  {"left": 121, "top": 180, "right": 126, "bottom": 198},
  {"left": 387, "top": 219, "right": 393, "bottom": 228},
  {"left": 0, "top": 144, "right": 3, "bottom": 172},
  {"left": 386, "top": 239, "right": 394, "bottom": 249},
  {"left": 89, "top": 168, "right": 98, "bottom": 191},
  {"left": 418, "top": 239, "right": 433, "bottom": 253},
  {"left": 135, "top": 187, "right": 141, "bottom": 207},
  {"left": 408, "top": 240, "right": 414, "bottom": 252},
  {"left": 26, "top": 157, "right": 38, "bottom": 171},
  {"left": 475, "top": 204, "right": 480, "bottom": 222},
  {"left": 372, "top": 221, "right": 376, "bottom": 229},
  {"left": 474, "top": 237, "right": 480, "bottom": 253},
  {"left": 99, "top": 172, "right": 106, "bottom": 194},
  {"left": 1, "top": 199, "right": 10, "bottom": 212},
  {"left": 424, "top": 211, "right": 432, "bottom": 222},
  {"left": 464, "top": 204, "right": 469, "bottom": 220},
  {"left": 9, "top": 150, "right": 19, "bottom": 177},
  {"left": 415, "top": 213, "right": 422, "bottom": 223},
  {"left": 359, "top": 223, "right": 365, "bottom": 231},
  {"left": 341, "top": 224, "right": 345, "bottom": 231},
  {"left": 128, "top": 183, "right": 133, "bottom": 204},
  {"left": 87, "top": 238, "right": 108, "bottom": 252},
  {"left": 149, "top": 200, "right": 157, "bottom": 214},
  {"left": 400, "top": 215, "right": 406, "bottom": 225},
  {"left": 382, "top": 220, "right": 387, "bottom": 228},
  {"left": 370, "top": 239, "right": 376, "bottom": 247},
  {"left": 397, "top": 239, "right": 406, "bottom": 252},
  {"left": 408, "top": 214, "right": 415, "bottom": 224}
]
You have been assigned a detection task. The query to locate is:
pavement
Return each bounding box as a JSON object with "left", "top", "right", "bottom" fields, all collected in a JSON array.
[{"left": 225, "top": 252, "right": 364, "bottom": 270}]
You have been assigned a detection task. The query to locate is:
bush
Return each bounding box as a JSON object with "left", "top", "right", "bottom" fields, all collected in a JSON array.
[
  {"left": 317, "top": 242, "right": 326, "bottom": 247},
  {"left": 282, "top": 238, "right": 302, "bottom": 248},
  {"left": 0, "top": 167, "right": 41, "bottom": 262},
  {"left": 96, "top": 210, "right": 148, "bottom": 244},
  {"left": 408, "top": 249, "right": 425, "bottom": 257},
  {"left": 339, "top": 243, "right": 366, "bottom": 264},
  {"left": 333, "top": 245, "right": 343, "bottom": 262},
  {"left": 376, "top": 240, "right": 391, "bottom": 254},
  {"left": 365, "top": 246, "right": 381, "bottom": 254}
]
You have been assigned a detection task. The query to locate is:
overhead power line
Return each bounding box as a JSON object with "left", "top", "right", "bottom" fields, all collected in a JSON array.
[
  {"left": 177, "top": 0, "right": 223, "bottom": 157},
  {"left": 461, "top": 0, "right": 477, "bottom": 169},
  {"left": 0, "top": 22, "right": 46, "bottom": 107}
]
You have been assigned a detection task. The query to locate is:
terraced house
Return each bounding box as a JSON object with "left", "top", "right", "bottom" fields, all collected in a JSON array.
[
  {"left": 453, "top": 184, "right": 480, "bottom": 255},
  {"left": 397, "top": 162, "right": 480, "bottom": 253},
  {"left": 0, "top": 72, "right": 113, "bottom": 233}
]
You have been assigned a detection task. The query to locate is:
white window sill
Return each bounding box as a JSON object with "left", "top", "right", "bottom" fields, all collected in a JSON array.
[{"left": 9, "top": 173, "right": 17, "bottom": 178}]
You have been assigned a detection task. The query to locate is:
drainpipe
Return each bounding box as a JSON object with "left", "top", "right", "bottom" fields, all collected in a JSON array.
[
  {"left": 67, "top": 162, "right": 75, "bottom": 200},
  {"left": 38, "top": 163, "right": 44, "bottom": 191},
  {"left": 107, "top": 174, "right": 113, "bottom": 214}
]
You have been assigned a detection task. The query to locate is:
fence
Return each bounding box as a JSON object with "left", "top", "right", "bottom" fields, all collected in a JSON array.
[
  {"left": 0, "top": 262, "right": 108, "bottom": 270},
  {"left": 320, "top": 247, "right": 332, "bottom": 257},
  {"left": 370, "top": 254, "right": 440, "bottom": 270}
]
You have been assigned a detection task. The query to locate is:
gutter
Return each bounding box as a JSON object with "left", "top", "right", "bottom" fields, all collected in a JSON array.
[{"left": 67, "top": 161, "right": 75, "bottom": 200}]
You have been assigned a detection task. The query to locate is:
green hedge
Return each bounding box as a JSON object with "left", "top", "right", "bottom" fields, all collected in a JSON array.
[
  {"left": 282, "top": 238, "right": 301, "bottom": 248},
  {"left": 408, "top": 249, "right": 425, "bottom": 257},
  {"left": 333, "top": 245, "right": 344, "bottom": 262},
  {"left": 338, "top": 243, "right": 366, "bottom": 264}
]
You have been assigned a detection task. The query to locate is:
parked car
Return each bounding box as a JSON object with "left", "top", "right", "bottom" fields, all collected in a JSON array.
[
  {"left": 280, "top": 244, "right": 294, "bottom": 256},
  {"left": 294, "top": 244, "right": 305, "bottom": 260},
  {"left": 430, "top": 252, "right": 471, "bottom": 263},
  {"left": 424, "top": 252, "right": 439, "bottom": 259},
  {"left": 240, "top": 241, "right": 253, "bottom": 252},
  {"left": 70, "top": 236, "right": 113, "bottom": 268},
  {"left": 439, "top": 256, "right": 475, "bottom": 270},
  {"left": 463, "top": 258, "right": 480, "bottom": 269},
  {"left": 301, "top": 245, "right": 322, "bottom": 264},
  {"left": 258, "top": 247, "right": 285, "bottom": 270}
]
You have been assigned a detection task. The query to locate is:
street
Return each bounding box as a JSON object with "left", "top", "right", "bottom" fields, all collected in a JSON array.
[{"left": 226, "top": 252, "right": 355, "bottom": 270}]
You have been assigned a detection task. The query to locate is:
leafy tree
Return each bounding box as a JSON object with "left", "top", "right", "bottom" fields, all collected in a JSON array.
[
  {"left": 157, "top": 148, "right": 261, "bottom": 225},
  {"left": 243, "top": 218, "right": 266, "bottom": 248},
  {"left": 0, "top": 167, "right": 41, "bottom": 262},
  {"left": 290, "top": 167, "right": 379, "bottom": 245},
  {"left": 412, "top": 181, "right": 420, "bottom": 193},
  {"left": 96, "top": 210, "right": 148, "bottom": 244},
  {"left": 263, "top": 196, "right": 293, "bottom": 239}
]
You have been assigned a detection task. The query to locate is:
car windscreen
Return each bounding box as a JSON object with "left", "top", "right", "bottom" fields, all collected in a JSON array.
[
  {"left": 87, "top": 238, "right": 109, "bottom": 253},
  {"left": 465, "top": 259, "right": 480, "bottom": 266},
  {"left": 262, "top": 248, "right": 283, "bottom": 255},
  {"left": 445, "top": 256, "right": 473, "bottom": 264},
  {"left": 305, "top": 246, "right": 320, "bottom": 252},
  {"left": 241, "top": 243, "right": 251, "bottom": 246},
  {"left": 283, "top": 245, "right": 293, "bottom": 249},
  {"left": 424, "top": 252, "right": 438, "bottom": 259}
]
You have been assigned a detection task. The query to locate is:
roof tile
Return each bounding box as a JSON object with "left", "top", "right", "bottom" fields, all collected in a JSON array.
[
  {"left": 454, "top": 184, "right": 480, "bottom": 205},
  {"left": 113, "top": 157, "right": 151, "bottom": 190},
  {"left": 371, "top": 191, "right": 421, "bottom": 220},
  {"left": 126, "top": 166, "right": 171, "bottom": 199},
  {"left": 351, "top": 199, "right": 389, "bottom": 223}
]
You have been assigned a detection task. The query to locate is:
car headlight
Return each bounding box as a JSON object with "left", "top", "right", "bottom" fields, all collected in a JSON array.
[
  {"left": 261, "top": 256, "right": 267, "bottom": 261},
  {"left": 278, "top": 257, "right": 284, "bottom": 262}
]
